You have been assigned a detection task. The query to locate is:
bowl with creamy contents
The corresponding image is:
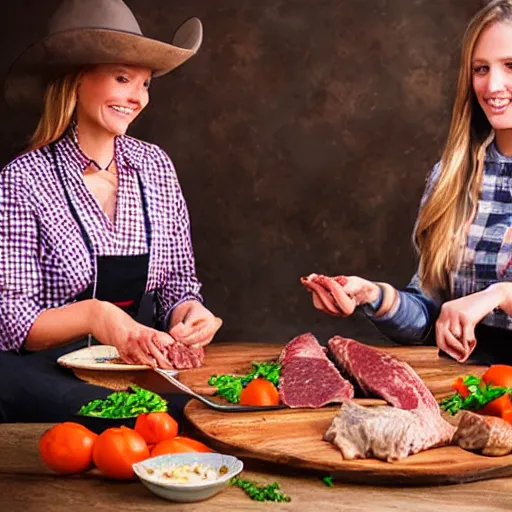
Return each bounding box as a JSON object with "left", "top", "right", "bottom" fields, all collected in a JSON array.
[{"left": 132, "top": 452, "right": 243, "bottom": 502}]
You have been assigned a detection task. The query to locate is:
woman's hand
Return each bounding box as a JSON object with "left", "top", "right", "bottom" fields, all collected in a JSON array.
[
  {"left": 92, "top": 301, "right": 176, "bottom": 368},
  {"left": 435, "top": 286, "right": 503, "bottom": 363},
  {"left": 169, "top": 300, "right": 222, "bottom": 349},
  {"left": 301, "top": 273, "right": 382, "bottom": 317}
]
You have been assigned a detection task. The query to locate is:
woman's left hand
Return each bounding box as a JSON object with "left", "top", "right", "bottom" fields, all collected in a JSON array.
[
  {"left": 169, "top": 300, "right": 222, "bottom": 349},
  {"left": 435, "top": 286, "right": 503, "bottom": 363}
]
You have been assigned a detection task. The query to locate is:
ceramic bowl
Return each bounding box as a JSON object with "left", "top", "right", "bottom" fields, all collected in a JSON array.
[{"left": 133, "top": 452, "right": 243, "bottom": 503}]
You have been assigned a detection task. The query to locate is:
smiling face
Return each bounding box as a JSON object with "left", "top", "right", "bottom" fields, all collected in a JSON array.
[
  {"left": 76, "top": 64, "right": 151, "bottom": 138},
  {"left": 472, "top": 21, "right": 512, "bottom": 131}
]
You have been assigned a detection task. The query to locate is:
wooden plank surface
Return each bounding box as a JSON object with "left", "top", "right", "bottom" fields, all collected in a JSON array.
[
  {"left": 1, "top": 423, "right": 512, "bottom": 512},
  {"left": 172, "top": 342, "right": 512, "bottom": 485}
]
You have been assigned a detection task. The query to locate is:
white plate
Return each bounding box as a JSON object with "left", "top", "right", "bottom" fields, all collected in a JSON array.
[{"left": 57, "top": 345, "right": 150, "bottom": 371}]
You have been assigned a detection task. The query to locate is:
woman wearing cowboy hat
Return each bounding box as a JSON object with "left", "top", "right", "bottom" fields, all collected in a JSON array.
[{"left": 0, "top": 0, "right": 221, "bottom": 422}]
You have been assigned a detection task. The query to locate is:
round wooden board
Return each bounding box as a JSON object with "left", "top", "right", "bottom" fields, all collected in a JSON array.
[{"left": 183, "top": 342, "right": 512, "bottom": 486}]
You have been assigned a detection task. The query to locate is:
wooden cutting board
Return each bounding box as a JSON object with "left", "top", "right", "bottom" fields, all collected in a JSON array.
[{"left": 182, "top": 342, "right": 512, "bottom": 486}]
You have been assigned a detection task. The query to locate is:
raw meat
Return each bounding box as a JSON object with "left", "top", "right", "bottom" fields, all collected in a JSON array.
[
  {"left": 453, "top": 411, "right": 512, "bottom": 456},
  {"left": 162, "top": 343, "right": 204, "bottom": 369},
  {"left": 324, "top": 401, "right": 455, "bottom": 461},
  {"left": 279, "top": 333, "right": 354, "bottom": 408},
  {"left": 328, "top": 336, "right": 439, "bottom": 412}
]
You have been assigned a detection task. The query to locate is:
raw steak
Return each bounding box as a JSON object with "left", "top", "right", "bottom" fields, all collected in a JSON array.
[
  {"left": 324, "top": 401, "right": 455, "bottom": 461},
  {"left": 162, "top": 343, "right": 204, "bottom": 369},
  {"left": 328, "top": 336, "right": 439, "bottom": 412},
  {"left": 279, "top": 333, "right": 354, "bottom": 408},
  {"left": 453, "top": 411, "right": 512, "bottom": 456}
]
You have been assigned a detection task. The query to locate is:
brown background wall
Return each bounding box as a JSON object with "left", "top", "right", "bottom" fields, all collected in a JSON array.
[{"left": 0, "top": 0, "right": 482, "bottom": 345}]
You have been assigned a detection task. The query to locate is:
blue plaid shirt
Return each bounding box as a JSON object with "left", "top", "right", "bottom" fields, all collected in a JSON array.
[{"left": 370, "top": 142, "right": 512, "bottom": 344}]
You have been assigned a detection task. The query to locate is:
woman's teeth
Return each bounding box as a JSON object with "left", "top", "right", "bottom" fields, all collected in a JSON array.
[
  {"left": 111, "top": 105, "right": 134, "bottom": 115},
  {"left": 487, "top": 98, "right": 510, "bottom": 108}
]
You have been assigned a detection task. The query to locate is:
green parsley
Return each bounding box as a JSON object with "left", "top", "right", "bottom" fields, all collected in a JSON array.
[
  {"left": 208, "top": 362, "right": 281, "bottom": 403},
  {"left": 78, "top": 385, "right": 167, "bottom": 418},
  {"left": 230, "top": 476, "right": 291, "bottom": 502},
  {"left": 321, "top": 475, "right": 334, "bottom": 487},
  {"left": 440, "top": 375, "right": 512, "bottom": 415}
]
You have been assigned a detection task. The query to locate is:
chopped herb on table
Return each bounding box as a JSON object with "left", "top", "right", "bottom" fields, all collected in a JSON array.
[
  {"left": 230, "top": 476, "right": 291, "bottom": 502},
  {"left": 208, "top": 362, "right": 281, "bottom": 404},
  {"left": 440, "top": 375, "right": 512, "bottom": 415},
  {"left": 78, "top": 385, "right": 167, "bottom": 418},
  {"left": 321, "top": 475, "right": 334, "bottom": 487}
]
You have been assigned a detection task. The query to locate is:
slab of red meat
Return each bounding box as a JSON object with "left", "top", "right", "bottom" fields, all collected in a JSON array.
[
  {"left": 162, "top": 342, "right": 205, "bottom": 369},
  {"left": 328, "top": 336, "right": 439, "bottom": 412},
  {"left": 279, "top": 333, "right": 354, "bottom": 408}
]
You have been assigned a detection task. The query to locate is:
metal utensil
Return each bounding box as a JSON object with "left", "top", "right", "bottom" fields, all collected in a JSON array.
[{"left": 154, "top": 368, "right": 286, "bottom": 413}]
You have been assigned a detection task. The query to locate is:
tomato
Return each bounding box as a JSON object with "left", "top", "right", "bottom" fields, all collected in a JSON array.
[
  {"left": 482, "top": 365, "right": 512, "bottom": 388},
  {"left": 39, "top": 422, "right": 97, "bottom": 475},
  {"left": 239, "top": 379, "right": 280, "bottom": 406},
  {"left": 452, "top": 377, "right": 470, "bottom": 398},
  {"left": 134, "top": 412, "right": 178, "bottom": 445},
  {"left": 501, "top": 409, "right": 512, "bottom": 425},
  {"left": 151, "top": 436, "right": 213, "bottom": 456},
  {"left": 92, "top": 426, "right": 149, "bottom": 480},
  {"left": 480, "top": 393, "right": 512, "bottom": 417}
]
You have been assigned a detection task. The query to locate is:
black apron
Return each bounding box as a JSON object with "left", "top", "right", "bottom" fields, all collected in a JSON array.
[{"left": 0, "top": 144, "right": 189, "bottom": 423}]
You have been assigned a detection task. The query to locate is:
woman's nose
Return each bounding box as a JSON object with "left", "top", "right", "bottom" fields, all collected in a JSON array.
[{"left": 487, "top": 67, "right": 507, "bottom": 94}]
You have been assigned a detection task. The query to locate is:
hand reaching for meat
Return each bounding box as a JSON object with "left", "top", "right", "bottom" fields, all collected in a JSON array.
[
  {"left": 301, "top": 274, "right": 382, "bottom": 317},
  {"left": 169, "top": 300, "right": 222, "bottom": 349}
]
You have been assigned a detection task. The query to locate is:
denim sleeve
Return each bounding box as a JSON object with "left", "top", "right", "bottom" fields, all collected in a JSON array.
[{"left": 366, "top": 274, "right": 441, "bottom": 345}]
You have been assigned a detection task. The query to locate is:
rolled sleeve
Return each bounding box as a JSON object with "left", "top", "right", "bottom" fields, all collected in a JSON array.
[
  {"left": 151, "top": 147, "right": 203, "bottom": 329},
  {"left": 0, "top": 164, "right": 44, "bottom": 351}
]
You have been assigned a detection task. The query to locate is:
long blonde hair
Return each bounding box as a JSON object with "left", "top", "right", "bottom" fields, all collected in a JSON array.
[
  {"left": 414, "top": 0, "right": 512, "bottom": 298},
  {"left": 26, "top": 69, "right": 83, "bottom": 152}
]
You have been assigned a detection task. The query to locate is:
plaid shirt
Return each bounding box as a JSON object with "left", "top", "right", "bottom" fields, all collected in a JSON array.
[
  {"left": 370, "top": 142, "right": 512, "bottom": 343},
  {"left": 0, "top": 129, "right": 202, "bottom": 351}
]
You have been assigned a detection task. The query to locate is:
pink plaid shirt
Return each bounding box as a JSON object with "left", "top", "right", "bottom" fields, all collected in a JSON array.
[{"left": 0, "top": 129, "right": 202, "bottom": 351}]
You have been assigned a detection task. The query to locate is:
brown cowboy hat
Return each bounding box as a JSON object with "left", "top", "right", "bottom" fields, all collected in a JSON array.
[{"left": 5, "top": 0, "right": 203, "bottom": 109}]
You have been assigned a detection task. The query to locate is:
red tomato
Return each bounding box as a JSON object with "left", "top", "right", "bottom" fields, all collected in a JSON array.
[
  {"left": 452, "top": 377, "right": 470, "bottom": 398},
  {"left": 39, "top": 422, "right": 97, "bottom": 475},
  {"left": 134, "top": 412, "right": 178, "bottom": 445},
  {"left": 482, "top": 365, "right": 512, "bottom": 388},
  {"left": 239, "top": 379, "right": 280, "bottom": 406},
  {"left": 480, "top": 393, "right": 512, "bottom": 417},
  {"left": 92, "top": 426, "right": 149, "bottom": 480},
  {"left": 151, "top": 436, "right": 213, "bottom": 456}
]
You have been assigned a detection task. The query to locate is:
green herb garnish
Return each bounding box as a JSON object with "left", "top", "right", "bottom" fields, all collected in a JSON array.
[
  {"left": 230, "top": 476, "right": 291, "bottom": 502},
  {"left": 78, "top": 385, "right": 167, "bottom": 418},
  {"left": 440, "top": 375, "right": 512, "bottom": 415},
  {"left": 321, "top": 475, "right": 334, "bottom": 487},
  {"left": 208, "top": 362, "right": 281, "bottom": 403}
]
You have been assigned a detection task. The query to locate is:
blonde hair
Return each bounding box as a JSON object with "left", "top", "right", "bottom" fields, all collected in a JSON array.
[
  {"left": 26, "top": 69, "right": 83, "bottom": 152},
  {"left": 414, "top": 0, "right": 512, "bottom": 298}
]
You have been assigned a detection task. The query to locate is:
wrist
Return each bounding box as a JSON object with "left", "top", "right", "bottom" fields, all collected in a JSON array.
[
  {"left": 486, "top": 282, "right": 509, "bottom": 310},
  {"left": 89, "top": 299, "right": 110, "bottom": 339}
]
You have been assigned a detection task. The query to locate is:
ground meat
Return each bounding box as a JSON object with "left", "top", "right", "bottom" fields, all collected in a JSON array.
[
  {"left": 453, "top": 411, "right": 512, "bottom": 456},
  {"left": 324, "top": 401, "right": 455, "bottom": 461},
  {"left": 279, "top": 333, "right": 354, "bottom": 408},
  {"left": 328, "top": 336, "right": 439, "bottom": 412}
]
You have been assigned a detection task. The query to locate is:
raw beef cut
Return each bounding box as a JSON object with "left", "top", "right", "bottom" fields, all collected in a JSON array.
[
  {"left": 162, "top": 343, "right": 205, "bottom": 369},
  {"left": 279, "top": 333, "right": 354, "bottom": 408},
  {"left": 328, "top": 336, "right": 439, "bottom": 412},
  {"left": 453, "top": 411, "right": 512, "bottom": 456},
  {"left": 324, "top": 401, "right": 455, "bottom": 461}
]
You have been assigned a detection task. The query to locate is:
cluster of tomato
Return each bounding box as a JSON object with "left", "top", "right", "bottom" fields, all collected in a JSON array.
[
  {"left": 39, "top": 412, "right": 212, "bottom": 480},
  {"left": 452, "top": 365, "right": 512, "bottom": 423}
]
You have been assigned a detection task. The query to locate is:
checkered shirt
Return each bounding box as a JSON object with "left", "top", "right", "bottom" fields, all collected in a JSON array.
[{"left": 0, "top": 129, "right": 202, "bottom": 351}]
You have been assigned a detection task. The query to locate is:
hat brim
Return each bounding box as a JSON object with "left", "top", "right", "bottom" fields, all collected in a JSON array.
[{"left": 5, "top": 26, "right": 200, "bottom": 109}]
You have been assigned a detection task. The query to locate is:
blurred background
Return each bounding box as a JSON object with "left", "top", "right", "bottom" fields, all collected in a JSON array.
[{"left": 0, "top": 0, "right": 484, "bottom": 345}]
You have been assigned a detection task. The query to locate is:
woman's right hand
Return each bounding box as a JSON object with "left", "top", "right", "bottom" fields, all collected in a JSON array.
[
  {"left": 301, "top": 273, "right": 382, "bottom": 317},
  {"left": 91, "top": 300, "right": 176, "bottom": 368}
]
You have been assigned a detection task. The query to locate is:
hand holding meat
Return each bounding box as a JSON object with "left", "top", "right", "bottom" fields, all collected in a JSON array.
[
  {"left": 435, "top": 287, "right": 503, "bottom": 363},
  {"left": 301, "top": 273, "right": 381, "bottom": 316},
  {"left": 92, "top": 301, "right": 176, "bottom": 368},
  {"left": 169, "top": 300, "right": 222, "bottom": 349}
]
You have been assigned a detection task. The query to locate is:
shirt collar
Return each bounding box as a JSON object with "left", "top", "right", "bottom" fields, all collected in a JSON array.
[{"left": 485, "top": 136, "right": 512, "bottom": 164}]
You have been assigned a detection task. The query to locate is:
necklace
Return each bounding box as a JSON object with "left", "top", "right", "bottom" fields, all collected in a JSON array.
[{"left": 90, "top": 156, "right": 117, "bottom": 175}]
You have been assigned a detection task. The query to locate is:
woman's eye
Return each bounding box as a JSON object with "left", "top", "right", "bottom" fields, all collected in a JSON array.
[
  {"left": 116, "top": 75, "right": 129, "bottom": 83},
  {"left": 143, "top": 80, "right": 151, "bottom": 89},
  {"left": 506, "top": 62, "right": 512, "bottom": 70},
  {"left": 472, "top": 65, "right": 488, "bottom": 75}
]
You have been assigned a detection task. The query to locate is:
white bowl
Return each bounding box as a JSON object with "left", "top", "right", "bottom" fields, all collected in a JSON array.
[{"left": 132, "top": 452, "right": 243, "bottom": 503}]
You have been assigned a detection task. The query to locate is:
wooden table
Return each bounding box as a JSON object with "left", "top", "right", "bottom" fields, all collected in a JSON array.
[{"left": 1, "top": 342, "right": 512, "bottom": 511}]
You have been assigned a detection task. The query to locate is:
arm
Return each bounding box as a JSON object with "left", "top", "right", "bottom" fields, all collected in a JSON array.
[{"left": 150, "top": 146, "right": 203, "bottom": 329}]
